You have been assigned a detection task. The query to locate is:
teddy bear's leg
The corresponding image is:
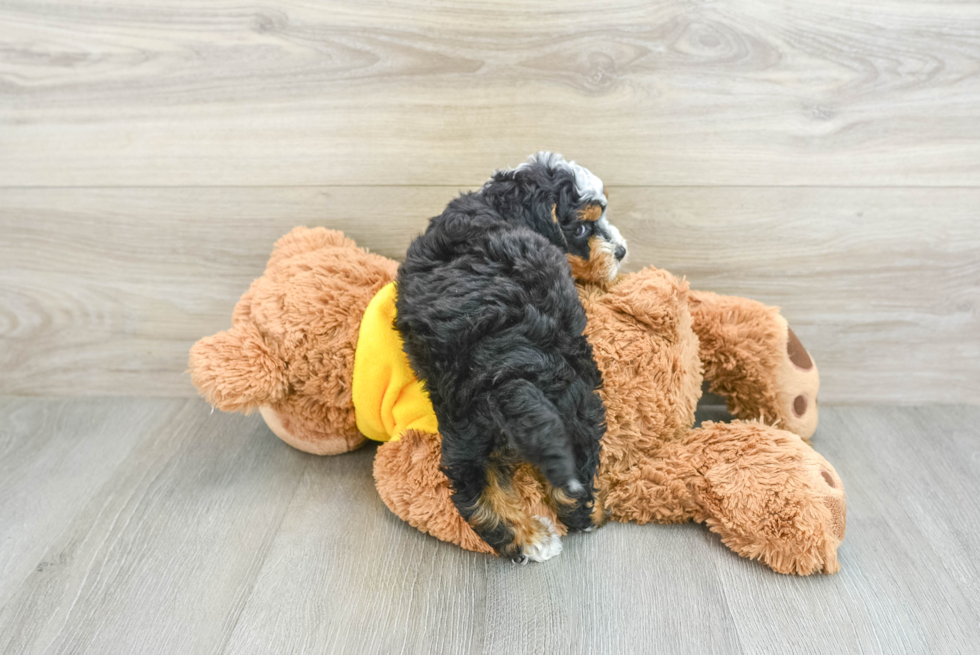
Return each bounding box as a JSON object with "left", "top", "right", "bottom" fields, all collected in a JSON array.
[
  {"left": 687, "top": 290, "right": 820, "bottom": 439},
  {"left": 607, "top": 421, "right": 845, "bottom": 575},
  {"left": 372, "top": 430, "right": 562, "bottom": 557},
  {"left": 688, "top": 421, "right": 845, "bottom": 574}
]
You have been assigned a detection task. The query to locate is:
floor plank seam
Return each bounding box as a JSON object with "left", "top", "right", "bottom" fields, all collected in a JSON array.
[
  {"left": 706, "top": 537, "right": 749, "bottom": 655},
  {"left": 214, "top": 454, "right": 312, "bottom": 655},
  {"left": 48, "top": 402, "right": 200, "bottom": 653},
  {"left": 0, "top": 399, "right": 177, "bottom": 621}
]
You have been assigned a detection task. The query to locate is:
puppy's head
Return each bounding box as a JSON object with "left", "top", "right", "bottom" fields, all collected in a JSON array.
[{"left": 481, "top": 152, "right": 628, "bottom": 283}]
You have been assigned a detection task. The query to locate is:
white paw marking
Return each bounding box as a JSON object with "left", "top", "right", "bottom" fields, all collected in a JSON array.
[
  {"left": 524, "top": 517, "right": 563, "bottom": 562},
  {"left": 567, "top": 479, "right": 584, "bottom": 495}
]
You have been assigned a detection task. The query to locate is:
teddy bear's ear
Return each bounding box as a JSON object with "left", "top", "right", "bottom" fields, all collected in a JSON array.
[{"left": 188, "top": 324, "right": 288, "bottom": 413}]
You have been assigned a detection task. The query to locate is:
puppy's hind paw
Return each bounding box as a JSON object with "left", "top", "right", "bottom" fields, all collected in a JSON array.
[{"left": 523, "top": 517, "right": 563, "bottom": 562}]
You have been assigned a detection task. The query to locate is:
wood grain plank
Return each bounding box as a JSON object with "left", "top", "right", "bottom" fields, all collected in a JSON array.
[
  {"left": 849, "top": 407, "right": 980, "bottom": 620},
  {"left": 221, "top": 448, "right": 742, "bottom": 655},
  {"left": 714, "top": 406, "right": 980, "bottom": 655},
  {"left": 221, "top": 445, "right": 493, "bottom": 655},
  {"left": 1, "top": 186, "right": 977, "bottom": 403},
  {"left": 0, "top": 398, "right": 308, "bottom": 655},
  {"left": 1, "top": 0, "right": 979, "bottom": 186},
  {"left": 0, "top": 397, "right": 181, "bottom": 609},
  {"left": 479, "top": 523, "right": 742, "bottom": 655},
  {"left": 618, "top": 187, "right": 980, "bottom": 405}
]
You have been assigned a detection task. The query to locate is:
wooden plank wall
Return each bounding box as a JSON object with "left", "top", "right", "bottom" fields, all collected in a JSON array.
[{"left": 1, "top": 0, "right": 978, "bottom": 403}]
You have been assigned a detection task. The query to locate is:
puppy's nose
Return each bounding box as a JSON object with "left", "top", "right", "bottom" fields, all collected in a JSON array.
[{"left": 614, "top": 246, "right": 627, "bottom": 261}]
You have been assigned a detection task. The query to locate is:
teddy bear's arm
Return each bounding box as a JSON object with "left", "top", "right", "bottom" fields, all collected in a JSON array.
[{"left": 686, "top": 290, "right": 820, "bottom": 439}]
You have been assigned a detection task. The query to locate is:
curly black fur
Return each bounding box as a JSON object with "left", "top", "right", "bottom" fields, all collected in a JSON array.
[{"left": 395, "top": 154, "right": 618, "bottom": 561}]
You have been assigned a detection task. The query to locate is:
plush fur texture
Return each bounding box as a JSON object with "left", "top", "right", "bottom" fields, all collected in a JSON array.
[
  {"left": 189, "top": 227, "right": 844, "bottom": 574},
  {"left": 394, "top": 153, "right": 624, "bottom": 561}
]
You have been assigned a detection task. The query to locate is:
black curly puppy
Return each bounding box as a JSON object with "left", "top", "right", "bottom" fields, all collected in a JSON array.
[{"left": 395, "top": 152, "right": 628, "bottom": 563}]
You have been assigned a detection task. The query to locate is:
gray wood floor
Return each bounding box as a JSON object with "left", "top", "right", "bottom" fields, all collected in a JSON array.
[{"left": 1, "top": 397, "right": 977, "bottom": 655}]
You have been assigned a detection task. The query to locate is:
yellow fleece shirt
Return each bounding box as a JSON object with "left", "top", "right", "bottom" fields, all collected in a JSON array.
[{"left": 351, "top": 282, "right": 439, "bottom": 442}]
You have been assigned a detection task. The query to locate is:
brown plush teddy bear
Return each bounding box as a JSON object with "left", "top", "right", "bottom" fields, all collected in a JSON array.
[{"left": 190, "top": 227, "right": 844, "bottom": 575}]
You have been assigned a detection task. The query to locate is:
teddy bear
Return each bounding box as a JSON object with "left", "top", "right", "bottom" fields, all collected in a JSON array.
[{"left": 189, "top": 226, "right": 845, "bottom": 575}]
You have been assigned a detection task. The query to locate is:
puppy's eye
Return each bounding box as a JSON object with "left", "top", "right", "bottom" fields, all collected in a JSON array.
[{"left": 574, "top": 224, "right": 589, "bottom": 238}]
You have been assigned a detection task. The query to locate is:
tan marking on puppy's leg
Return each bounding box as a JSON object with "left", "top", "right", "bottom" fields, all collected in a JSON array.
[
  {"left": 534, "top": 470, "right": 605, "bottom": 533},
  {"left": 470, "top": 466, "right": 561, "bottom": 561},
  {"left": 551, "top": 204, "right": 558, "bottom": 224},
  {"left": 549, "top": 486, "right": 577, "bottom": 508},
  {"left": 590, "top": 486, "right": 609, "bottom": 529},
  {"left": 470, "top": 466, "right": 540, "bottom": 539}
]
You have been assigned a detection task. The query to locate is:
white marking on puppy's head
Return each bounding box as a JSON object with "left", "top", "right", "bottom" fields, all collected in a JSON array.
[
  {"left": 594, "top": 215, "right": 628, "bottom": 281},
  {"left": 516, "top": 152, "right": 608, "bottom": 206}
]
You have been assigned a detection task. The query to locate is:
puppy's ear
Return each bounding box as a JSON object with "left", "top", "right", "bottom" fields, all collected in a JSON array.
[{"left": 189, "top": 324, "right": 288, "bottom": 413}]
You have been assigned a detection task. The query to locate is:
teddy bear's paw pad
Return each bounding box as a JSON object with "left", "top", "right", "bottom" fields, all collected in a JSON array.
[
  {"left": 524, "top": 516, "right": 563, "bottom": 562},
  {"left": 787, "top": 328, "right": 814, "bottom": 371},
  {"left": 774, "top": 325, "right": 820, "bottom": 440}
]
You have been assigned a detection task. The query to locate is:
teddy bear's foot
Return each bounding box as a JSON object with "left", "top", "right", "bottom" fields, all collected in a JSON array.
[
  {"left": 690, "top": 421, "right": 845, "bottom": 574},
  {"left": 771, "top": 317, "right": 820, "bottom": 439},
  {"left": 688, "top": 290, "right": 820, "bottom": 439},
  {"left": 607, "top": 420, "right": 846, "bottom": 574}
]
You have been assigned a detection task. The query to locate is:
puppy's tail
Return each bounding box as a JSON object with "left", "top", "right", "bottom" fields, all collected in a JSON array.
[{"left": 491, "top": 379, "right": 583, "bottom": 496}]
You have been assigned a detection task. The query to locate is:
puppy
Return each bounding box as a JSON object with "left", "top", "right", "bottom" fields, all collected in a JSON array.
[{"left": 395, "top": 152, "right": 628, "bottom": 562}]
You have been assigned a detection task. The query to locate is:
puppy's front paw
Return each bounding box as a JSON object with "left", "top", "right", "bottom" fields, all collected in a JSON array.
[
  {"left": 557, "top": 488, "right": 607, "bottom": 533},
  {"left": 523, "top": 517, "right": 563, "bottom": 562}
]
